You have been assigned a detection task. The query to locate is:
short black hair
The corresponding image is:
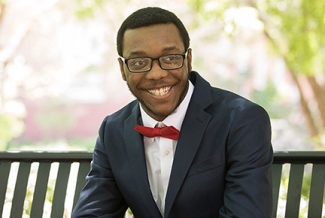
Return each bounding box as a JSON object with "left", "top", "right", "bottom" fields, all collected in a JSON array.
[{"left": 116, "top": 7, "right": 190, "bottom": 57}]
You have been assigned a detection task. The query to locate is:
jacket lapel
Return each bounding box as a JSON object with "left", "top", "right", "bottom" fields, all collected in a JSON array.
[
  {"left": 164, "top": 72, "right": 213, "bottom": 217},
  {"left": 124, "top": 104, "right": 162, "bottom": 218}
]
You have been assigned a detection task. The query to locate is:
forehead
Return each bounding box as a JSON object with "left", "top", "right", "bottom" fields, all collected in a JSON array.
[{"left": 122, "top": 23, "right": 184, "bottom": 57}]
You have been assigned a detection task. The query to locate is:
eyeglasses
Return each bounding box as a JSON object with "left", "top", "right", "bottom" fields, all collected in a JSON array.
[{"left": 120, "top": 51, "right": 187, "bottom": 73}]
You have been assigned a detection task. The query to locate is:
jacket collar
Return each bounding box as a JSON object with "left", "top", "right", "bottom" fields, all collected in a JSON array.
[
  {"left": 164, "top": 71, "right": 213, "bottom": 217},
  {"left": 124, "top": 105, "right": 162, "bottom": 217}
]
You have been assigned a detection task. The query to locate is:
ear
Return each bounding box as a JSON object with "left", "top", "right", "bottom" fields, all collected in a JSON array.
[
  {"left": 118, "top": 58, "right": 127, "bottom": 81},
  {"left": 186, "top": 48, "right": 193, "bottom": 72}
]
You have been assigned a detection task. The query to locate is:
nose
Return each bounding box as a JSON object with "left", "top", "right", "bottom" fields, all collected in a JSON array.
[{"left": 145, "top": 60, "right": 168, "bottom": 80}]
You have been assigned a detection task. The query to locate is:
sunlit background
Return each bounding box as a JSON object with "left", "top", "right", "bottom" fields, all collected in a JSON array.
[{"left": 1, "top": 0, "right": 324, "bottom": 151}]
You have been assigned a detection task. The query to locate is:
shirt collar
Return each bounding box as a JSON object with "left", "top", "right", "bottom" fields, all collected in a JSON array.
[{"left": 140, "top": 80, "right": 194, "bottom": 131}]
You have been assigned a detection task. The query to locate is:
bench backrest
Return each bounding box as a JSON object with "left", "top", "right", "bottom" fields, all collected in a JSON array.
[
  {"left": 272, "top": 151, "right": 325, "bottom": 218},
  {"left": 0, "top": 152, "right": 91, "bottom": 218},
  {"left": 1, "top": 151, "right": 325, "bottom": 217}
]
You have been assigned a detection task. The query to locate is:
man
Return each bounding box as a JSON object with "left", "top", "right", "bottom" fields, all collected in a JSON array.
[{"left": 72, "top": 7, "right": 273, "bottom": 218}]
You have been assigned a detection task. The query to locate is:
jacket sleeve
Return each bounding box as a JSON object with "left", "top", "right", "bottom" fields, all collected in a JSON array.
[
  {"left": 72, "top": 118, "right": 128, "bottom": 218},
  {"left": 219, "top": 104, "right": 273, "bottom": 218}
]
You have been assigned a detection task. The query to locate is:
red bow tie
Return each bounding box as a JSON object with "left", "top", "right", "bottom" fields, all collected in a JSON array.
[{"left": 134, "top": 124, "right": 180, "bottom": 140}]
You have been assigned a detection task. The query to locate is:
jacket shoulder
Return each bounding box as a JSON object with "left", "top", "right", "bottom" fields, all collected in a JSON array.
[{"left": 191, "top": 71, "right": 268, "bottom": 119}]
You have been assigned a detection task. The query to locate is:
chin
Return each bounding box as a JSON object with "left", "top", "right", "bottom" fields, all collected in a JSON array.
[{"left": 156, "top": 107, "right": 177, "bottom": 117}]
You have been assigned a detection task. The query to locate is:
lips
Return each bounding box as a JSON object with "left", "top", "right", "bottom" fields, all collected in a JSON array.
[{"left": 148, "top": 86, "right": 172, "bottom": 96}]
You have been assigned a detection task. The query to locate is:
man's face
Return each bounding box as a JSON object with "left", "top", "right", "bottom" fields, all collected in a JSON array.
[{"left": 119, "top": 23, "right": 192, "bottom": 121}]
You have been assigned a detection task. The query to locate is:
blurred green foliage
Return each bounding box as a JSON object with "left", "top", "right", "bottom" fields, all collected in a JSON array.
[
  {"left": 250, "top": 78, "right": 290, "bottom": 119},
  {"left": 73, "top": 0, "right": 107, "bottom": 20},
  {"left": 187, "top": 0, "right": 325, "bottom": 76},
  {"left": 262, "top": 0, "right": 325, "bottom": 76},
  {"left": 0, "top": 113, "right": 24, "bottom": 150}
]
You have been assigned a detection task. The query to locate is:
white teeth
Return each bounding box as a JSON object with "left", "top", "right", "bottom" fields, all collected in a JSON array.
[{"left": 148, "top": 86, "right": 171, "bottom": 96}]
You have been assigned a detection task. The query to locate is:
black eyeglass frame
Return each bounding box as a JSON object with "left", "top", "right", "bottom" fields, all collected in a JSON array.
[{"left": 120, "top": 51, "right": 188, "bottom": 73}]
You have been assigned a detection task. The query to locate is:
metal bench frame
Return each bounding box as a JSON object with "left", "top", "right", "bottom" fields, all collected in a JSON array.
[
  {"left": 272, "top": 151, "right": 325, "bottom": 218},
  {"left": 1, "top": 151, "right": 325, "bottom": 218}
]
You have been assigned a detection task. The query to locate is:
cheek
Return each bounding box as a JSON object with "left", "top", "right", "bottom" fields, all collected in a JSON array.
[
  {"left": 125, "top": 74, "right": 141, "bottom": 88},
  {"left": 179, "top": 69, "right": 189, "bottom": 81}
]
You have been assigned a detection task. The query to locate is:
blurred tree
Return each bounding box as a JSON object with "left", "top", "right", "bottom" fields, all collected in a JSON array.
[
  {"left": 0, "top": 0, "right": 26, "bottom": 149},
  {"left": 0, "top": 0, "right": 60, "bottom": 149},
  {"left": 188, "top": 0, "right": 325, "bottom": 147}
]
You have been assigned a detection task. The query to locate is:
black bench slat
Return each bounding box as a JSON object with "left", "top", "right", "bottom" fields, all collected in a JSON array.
[
  {"left": 308, "top": 164, "right": 325, "bottom": 218},
  {"left": 10, "top": 162, "right": 31, "bottom": 218},
  {"left": 2, "top": 151, "right": 325, "bottom": 217},
  {"left": 271, "top": 163, "right": 282, "bottom": 218},
  {"left": 0, "top": 162, "right": 11, "bottom": 216},
  {"left": 30, "top": 162, "right": 51, "bottom": 217},
  {"left": 73, "top": 162, "right": 90, "bottom": 209},
  {"left": 50, "top": 162, "right": 71, "bottom": 218},
  {"left": 285, "top": 164, "right": 304, "bottom": 218}
]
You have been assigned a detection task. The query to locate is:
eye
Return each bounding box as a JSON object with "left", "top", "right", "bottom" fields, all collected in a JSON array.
[
  {"left": 162, "top": 55, "right": 182, "bottom": 63},
  {"left": 165, "top": 55, "right": 176, "bottom": 61},
  {"left": 129, "top": 58, "right": 148, "bottom": 66}
]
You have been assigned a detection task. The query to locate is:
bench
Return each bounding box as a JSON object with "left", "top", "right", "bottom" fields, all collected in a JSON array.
[
  {"left": 0, "top": 151, "right": 324, "bottom": 218},
  {"left": 272, "top": 151, "right": 325, "bottom": 218},
  {"left": 0, "top": 152, "right": 91, "bottom": 218}
]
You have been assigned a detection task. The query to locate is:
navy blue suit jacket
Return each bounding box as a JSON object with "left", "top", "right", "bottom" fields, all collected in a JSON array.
[{"left": 72, "top": 71, "right": 273, "bottom": 218}]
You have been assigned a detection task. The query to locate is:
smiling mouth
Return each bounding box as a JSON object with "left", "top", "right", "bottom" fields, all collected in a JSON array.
[{"left": 148, "top": 86, "right": 172, "bottom": 96}]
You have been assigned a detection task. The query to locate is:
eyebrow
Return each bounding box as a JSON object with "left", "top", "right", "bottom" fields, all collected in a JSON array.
[
  {"left": 162, "top": 46, "right": 180, "bottom": 52},
  {"left": 127, "top": 46, "right": 182, "bottom": 57}
]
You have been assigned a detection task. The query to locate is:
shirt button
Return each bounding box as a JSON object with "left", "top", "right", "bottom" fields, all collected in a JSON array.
[{"left": 165, "top": 150, "right": 170, "bottom": 155}]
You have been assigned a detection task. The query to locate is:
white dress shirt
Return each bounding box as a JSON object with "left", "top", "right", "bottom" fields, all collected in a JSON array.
[{"left": 139, "top": 81, "right": 194, "bottom": 216}]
